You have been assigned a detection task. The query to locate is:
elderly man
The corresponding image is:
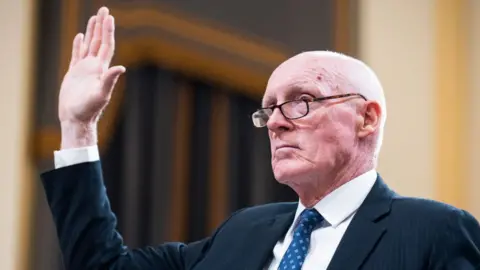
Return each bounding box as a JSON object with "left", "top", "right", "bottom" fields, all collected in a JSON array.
[{"left": 42, "top": 7, "right": 480, "bottom": 270}]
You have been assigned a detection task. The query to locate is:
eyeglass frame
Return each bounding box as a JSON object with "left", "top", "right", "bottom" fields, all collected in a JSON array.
[{"left": 252, "top": 93, "right": 367, "bottom": 127}]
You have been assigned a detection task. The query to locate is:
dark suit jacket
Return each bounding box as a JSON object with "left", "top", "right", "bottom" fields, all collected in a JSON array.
[{"left": 41, "top": 161, "right": 480, "bottom": 270}]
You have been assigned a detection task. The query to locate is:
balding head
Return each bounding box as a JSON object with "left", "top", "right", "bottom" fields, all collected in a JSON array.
[
  {"left": 260, "top": 51, "right": 386, "bottom": 205},
  {"left": 265, "top": 51, "right": 386, "bottom": 145}
]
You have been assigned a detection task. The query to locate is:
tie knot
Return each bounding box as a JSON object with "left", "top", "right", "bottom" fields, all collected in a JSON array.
[{"left": 297, "top": 208, "right": 323, "bottom": 231}]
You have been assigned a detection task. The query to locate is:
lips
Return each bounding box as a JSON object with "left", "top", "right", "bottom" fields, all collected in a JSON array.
[{"left": 275, "top": 144, "right": 299, "bottom": 151}]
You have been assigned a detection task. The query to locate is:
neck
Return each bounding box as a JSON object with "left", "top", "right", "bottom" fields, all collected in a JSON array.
[{"left": 294, "top": 157, "right": 374, "bottom": 208}]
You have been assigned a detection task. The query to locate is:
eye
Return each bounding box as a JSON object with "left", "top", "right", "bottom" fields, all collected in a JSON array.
[{"left": 299, "top": 95, "right": 314, "bottom": 102}]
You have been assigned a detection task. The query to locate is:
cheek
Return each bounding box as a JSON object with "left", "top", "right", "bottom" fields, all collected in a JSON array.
[
  {"left": 302, "top": 112, "right": 356, "bottom": 156},
  {"left": 299, "top": 129, "right": 339, "bottom": 160},
  {"left": 321, "top": 124, "right": 353, "bottom": 144},
  {"left": 269, "top": 108, "right": 356, "bottom": 165}
]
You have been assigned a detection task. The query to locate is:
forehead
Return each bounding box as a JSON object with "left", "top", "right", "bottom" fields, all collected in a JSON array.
[{"left": 262, "top": 62, "right": 327, "bottom": 105}]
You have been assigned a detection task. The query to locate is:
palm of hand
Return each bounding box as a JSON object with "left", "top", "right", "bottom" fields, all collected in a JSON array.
[
  {"left": 60, "top": 57, "right": 106, "bottom": 123},
  {"left": 58, "top": 7, "right": 125, "bottom": 124}
]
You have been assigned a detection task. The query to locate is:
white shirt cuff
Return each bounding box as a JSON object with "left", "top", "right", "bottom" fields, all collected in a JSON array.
[{"left": 54, "top": 145, "right": 100, "bottom": 169}]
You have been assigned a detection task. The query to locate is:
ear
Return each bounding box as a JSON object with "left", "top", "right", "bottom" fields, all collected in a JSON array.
[{"left": 357, "top": 101, "right": 381, "bottom": 138}]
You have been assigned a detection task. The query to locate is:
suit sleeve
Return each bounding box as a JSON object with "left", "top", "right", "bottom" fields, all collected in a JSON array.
[
  {"left": 41, "top": 161, "right": 209, "bottom": 270},
  {"left": 430, "top": 208, "right": 480, "bottom": 270}
]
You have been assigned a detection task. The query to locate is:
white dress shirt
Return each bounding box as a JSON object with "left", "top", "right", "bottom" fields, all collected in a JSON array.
[
  {"left": 265, "top": 169, "right": 377, "bottom": 270},
  {"left": 54, "top": 146, "right": 377, "bottom": 270},
  {"left": 54, "top": 145, "right": 100, "bottom": 169}
]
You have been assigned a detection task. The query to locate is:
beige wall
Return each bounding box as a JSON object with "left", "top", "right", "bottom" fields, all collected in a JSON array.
[
  {"left": 358, "top": 0, "right": 478, "bottom": 218},
  {"left": 469, "top": 0, "right": 480, "bottom": 218},
  {"left": 357, "top": 0, "right": 436, "bottom": 198},
  {"left": 0, "top": 0, "right": 36, "bottom": 269}
]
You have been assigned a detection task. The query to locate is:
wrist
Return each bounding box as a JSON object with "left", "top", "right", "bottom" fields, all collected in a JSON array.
[{"left": 60, "top": 121, "right": 98, "bottom": 149}]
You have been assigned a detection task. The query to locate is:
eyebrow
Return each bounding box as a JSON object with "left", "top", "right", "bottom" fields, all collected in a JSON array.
[
  {"left": 262, "top": 85, "right": 319, "bottom": 107},
  {"left": 287, "top": 85, "right": 318, "bottom": 99}
]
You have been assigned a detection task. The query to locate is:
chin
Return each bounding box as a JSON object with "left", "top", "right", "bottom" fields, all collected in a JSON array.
[{"left": 272, "top": 159, "right": 311, "bottom": 184}]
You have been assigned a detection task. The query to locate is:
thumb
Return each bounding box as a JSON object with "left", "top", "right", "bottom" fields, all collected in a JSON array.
[{"left": 102, "top": 65, "right": 126, "bottom": 96}]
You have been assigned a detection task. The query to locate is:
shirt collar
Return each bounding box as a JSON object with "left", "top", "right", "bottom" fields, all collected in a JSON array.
[{"left": 291, "top": 169, "right": 377, "bottom": 230}]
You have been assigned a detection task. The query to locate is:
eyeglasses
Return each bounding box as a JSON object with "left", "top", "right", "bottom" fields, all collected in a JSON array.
[{"left": 251, "top": 93, "right": 367, "bottom": 128}]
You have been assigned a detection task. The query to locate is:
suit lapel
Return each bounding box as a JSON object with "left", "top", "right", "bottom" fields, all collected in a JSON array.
[
  {"left": 327, "top": 176, "right": 394, "bottom": 270},
  {"left": 237, "top": 208, "right": 296, "bottom": 270}
]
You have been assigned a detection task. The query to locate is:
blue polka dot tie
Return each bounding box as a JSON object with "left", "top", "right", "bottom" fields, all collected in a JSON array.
[{"left": 278, "top": 208, "right": 323, "bottom": 270}]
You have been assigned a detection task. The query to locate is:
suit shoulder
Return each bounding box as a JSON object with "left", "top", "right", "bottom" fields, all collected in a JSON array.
[
  {"left": 391, "top": 196, "right": 478, "bottom": 223},
  {"left": 392, "top": 196, "right": 459, "bottom": 214}
]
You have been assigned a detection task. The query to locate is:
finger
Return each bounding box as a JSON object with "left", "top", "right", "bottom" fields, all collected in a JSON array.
[
  {"left": 102, "top": 65, "right": 126, "bottom": 96},
  {"left": 88, "top": 7, "right": 109, "bottom": 57},
  {"left": 80, "top": 16, "right": 96, "bottom": 58},
  {"left": 69, "top": 33, "right": 84, "bottom": 68},
  {"left": 98, "top": 15, "right": 115, "bottom": 68}
]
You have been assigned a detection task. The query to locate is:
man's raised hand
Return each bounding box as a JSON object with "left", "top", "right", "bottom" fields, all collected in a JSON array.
[{"left": 58, "top": 7, "right": 125, "bottom": 149}]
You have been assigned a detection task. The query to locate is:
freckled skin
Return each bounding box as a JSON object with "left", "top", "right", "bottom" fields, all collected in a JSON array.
[{"left": 263, "top": 51, "right": 384, "bottom": 207}]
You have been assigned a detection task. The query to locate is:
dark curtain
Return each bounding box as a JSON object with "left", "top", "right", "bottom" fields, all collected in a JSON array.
[
  {"left": 101, "top": 64, "right": 297, "bottom": 247},
  {"left": 102, "top": 64, "right": 181, "bottom": 247}
]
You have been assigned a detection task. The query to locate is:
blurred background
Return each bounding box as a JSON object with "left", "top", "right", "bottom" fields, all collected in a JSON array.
[{"left": 0, "top": 0, "right": 479, "bottom": 269}]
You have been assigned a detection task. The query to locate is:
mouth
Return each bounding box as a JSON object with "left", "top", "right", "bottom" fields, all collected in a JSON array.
[{"left": 275, "top": 144, "right": 299, "bottom": 151}]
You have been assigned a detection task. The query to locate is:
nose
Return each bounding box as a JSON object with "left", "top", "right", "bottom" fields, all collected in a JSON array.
[{"left": 266, "top": 107, "right": 292, "bottom": 132}]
